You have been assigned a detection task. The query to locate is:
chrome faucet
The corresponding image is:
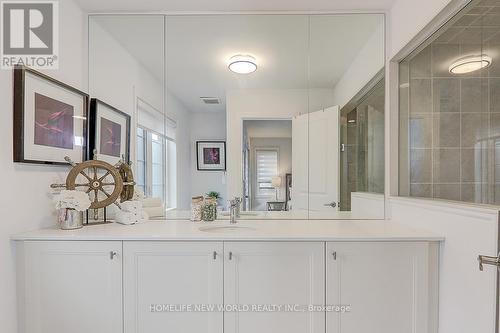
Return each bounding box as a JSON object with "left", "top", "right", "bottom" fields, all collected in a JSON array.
[{"left": 229, "top": 197, "right": 242, "bottom": 224}]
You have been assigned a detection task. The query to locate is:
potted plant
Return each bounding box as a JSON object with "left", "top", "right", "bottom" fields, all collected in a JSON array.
[{"left": 206, "top": 191, "right": 221, "bottom": 202}]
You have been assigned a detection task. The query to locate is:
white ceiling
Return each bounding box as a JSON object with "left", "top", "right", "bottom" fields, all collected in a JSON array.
[
  {"left": 76, "top": 0, "right": 395, "bottom": 13},
  {"left": 91, "top": 14, "right": 383, "bottom": 113}
]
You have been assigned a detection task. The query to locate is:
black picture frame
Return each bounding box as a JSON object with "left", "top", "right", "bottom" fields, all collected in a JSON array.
[
  {"left": 89, "top": 98, "right": 131, "bottom": 163},
  {"left": 13, "top": 65, "right": 89, "bottom": 165},
  {"left": 196, "top": 141, "right": 226, "bottom": 171}
]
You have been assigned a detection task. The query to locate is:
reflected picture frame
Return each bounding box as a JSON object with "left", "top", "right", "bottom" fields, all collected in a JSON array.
[
  {"left": 196, "top": 141, "right": 226, "bottom": 171},
  {"left": 89, "top": 99, "right": 131, "bottom": 164},
  {"left": 13, "top": 66, "right": 89, "bottom": 165}
]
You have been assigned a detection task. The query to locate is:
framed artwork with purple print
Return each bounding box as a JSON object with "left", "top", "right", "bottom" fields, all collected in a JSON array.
[
  {"left": 13, "top": 66, "right": 89, "bottom": 164},
  {"left": 89, "top": 99, "right": 130, "bottom": 165},
  {"left": 196, "top": 141, "right": 226, "bottom": 171}
]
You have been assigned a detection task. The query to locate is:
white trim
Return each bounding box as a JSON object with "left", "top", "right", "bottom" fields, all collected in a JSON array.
[
  {"left": 351, "top": 192, "right": 385, "bottom": 201},
  {"left": 87, "top": 11, "right": 388, "bottom": 16},
  {"left": 388, "top": 196, "right": 499, "bottom": 220}
]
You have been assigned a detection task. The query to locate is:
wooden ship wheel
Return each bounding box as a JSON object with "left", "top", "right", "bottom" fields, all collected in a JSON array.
[
  {"left": 118, "top": 162, "right": 135, "bottom": 202},
  {"left": 65, "top": 159, "right": 124, "bottom": 209}
]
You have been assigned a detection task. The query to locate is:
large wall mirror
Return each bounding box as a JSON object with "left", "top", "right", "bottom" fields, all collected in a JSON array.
[{"left": 88, "top": 14, "right": 385, "bottom": 220}]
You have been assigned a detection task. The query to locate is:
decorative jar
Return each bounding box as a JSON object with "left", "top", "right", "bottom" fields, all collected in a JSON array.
[
  {"left": 57, "top": 208, "right": 83, "bottom": 230},
  {"left": 190, "top": 196, "right": 204, "bottom": 221},
  {"left": 201, "top": 197, "right": 217, "bottom": 222}
]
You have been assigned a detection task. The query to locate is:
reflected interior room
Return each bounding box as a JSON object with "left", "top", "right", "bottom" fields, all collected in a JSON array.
[{"left": 86, "top": 13, "right": 387, "bottom": 220}]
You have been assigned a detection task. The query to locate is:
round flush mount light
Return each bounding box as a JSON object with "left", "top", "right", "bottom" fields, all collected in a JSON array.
[
  {"left": 228, "top": 55, "right": 257, "bottom": 74},
  {"left": 449, "top": 54, "right": 492, "bottom": 74}
]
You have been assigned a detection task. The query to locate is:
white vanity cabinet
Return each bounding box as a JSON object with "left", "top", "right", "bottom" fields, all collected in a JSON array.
[
  {"left": 326, "top": 242, "right": 438, "bottom": 333},
  {"left": 15, "top": 235, "right": 438, "bottom": 333},
  {"left": 224, "top": 242, "right": 325, "bottom": 333},
  {"left": 122, "top": 241, "right": 224, "bottom": 333},
  {"left": 16, "top": 241, "right": 123, "bottom": 333}
]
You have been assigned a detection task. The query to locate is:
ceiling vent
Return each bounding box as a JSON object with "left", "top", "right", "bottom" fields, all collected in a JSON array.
[{"left": 200, "top": 97, "right": 220, "bottom": 105}]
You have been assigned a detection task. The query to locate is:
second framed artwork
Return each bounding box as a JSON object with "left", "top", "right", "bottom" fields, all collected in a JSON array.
[
  {"left": 89, "top": 99, "right": 130, "bottom": 164},
  {"left": 196, "top": 141, "right": 226, "bottom": 171}
]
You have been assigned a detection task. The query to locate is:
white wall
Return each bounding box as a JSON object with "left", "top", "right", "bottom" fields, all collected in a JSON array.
[
  {"left": 331, "top": 20, "right": 384, "bottom": 108},
  {"left": 245, "top": 120, "right": 292, "bottom": 138},
  {"left": 351, "top": 192, "right": 385, "bottom": 218},
  {"left": 226, "top": 88, "right": 334, "bottom": 200},
  {"left": 389, "top": 197, "right": 498, "bottom": 333},
  {"left": 0, "top": 1, "right": 87, "bottom": 332},
  {"left": 189, "top": 111, "right": 227, "bottom": 206},
  {"left": 89, "top": 20, "right": 197, "bottom": 211},
  {"left": 166, "top": 91, "right": 192, "bottom": 210},
  {"left": 388, "top": 0, "right": 452, "bottom": 59},
  {"left": 89, "top": 20, "right": 163, "bottom": 163}
]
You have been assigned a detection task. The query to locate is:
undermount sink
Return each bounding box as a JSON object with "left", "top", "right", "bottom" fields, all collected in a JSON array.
[{"left": 198, "top": 225, "right": 257, "bottom": 233}]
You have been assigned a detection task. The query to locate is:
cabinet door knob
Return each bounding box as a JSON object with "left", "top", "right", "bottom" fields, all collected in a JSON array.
[
  {"left": 213, "top": 251, "right": 217, "bottom": 260},
  {"left": 332, "top": 251, "right": 337, "bottom": 260},
  {"left": 110, "top": 251, "right": 118, "bottom": 260},
  {"left": 229, "top": 252, "right": 233, "bottom": 260}
]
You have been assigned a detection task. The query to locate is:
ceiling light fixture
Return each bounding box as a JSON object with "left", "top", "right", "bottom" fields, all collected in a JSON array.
[
  {"left": 228, "top": 55, "right": 257, "bottom": 74},
  {"left": 449, "top": 54, "right": 492, "bottom": 74}
]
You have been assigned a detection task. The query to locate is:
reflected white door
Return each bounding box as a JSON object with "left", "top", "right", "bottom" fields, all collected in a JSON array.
[
  {"left": 291, "top": 112, "right": 309, "bottom": 212},
  {"left": 308, "top": 106, "right": 340, "bottom": 216},
  {"left": 292, "top": 106, "right": 340, "bottom": 216}
]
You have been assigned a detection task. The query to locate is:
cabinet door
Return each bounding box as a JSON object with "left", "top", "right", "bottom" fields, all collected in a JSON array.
[
  {"left": 18, "top": 241, "right": 122, "bottom": 333},
  {"left": 123, "top": 241, "right": 223, "bottom": 333},
  {"left": 224, "top": 242, "right": 325, "bottom": 333},
  {"left": 327, "top": 242, "right": 436, "bottom": 333}
]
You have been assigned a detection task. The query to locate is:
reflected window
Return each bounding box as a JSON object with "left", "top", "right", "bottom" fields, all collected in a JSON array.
[
  {"left": 136, "top": 125, "right": 177, "bottom": 208},
  {"left": 151, "top": 133, "right": 165, "bottom": 200},
  {"left": 136, "top": 128, "right": 147, "bottom": 194},
  {"left": 255, "top": 149, "right": 279, "bottom": 197},
  {"left": 136, "top": 127, "right": 165, "bottom": 202}
]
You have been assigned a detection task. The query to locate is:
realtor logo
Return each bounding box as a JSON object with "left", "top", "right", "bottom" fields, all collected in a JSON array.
[{"left": 1, "top": 1, "right": 59, "bottom": 69}]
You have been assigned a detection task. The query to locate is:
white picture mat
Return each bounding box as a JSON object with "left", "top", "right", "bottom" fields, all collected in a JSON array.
[
  {"left": 197, "top": 142, "right": 226, "bottom": 170},
  {"left": 23, "top": 71, "right": 85, "bottom": 163},
  {"left": 95, "top": 102, "right": 128, "bottom": 165}
]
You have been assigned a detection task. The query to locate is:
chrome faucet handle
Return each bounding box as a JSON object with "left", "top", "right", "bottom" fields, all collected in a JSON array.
[{"left": 229, "top": 199, "right": 239, "bottom": 224}]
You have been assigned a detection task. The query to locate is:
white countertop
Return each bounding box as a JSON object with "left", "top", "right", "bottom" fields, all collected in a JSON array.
[
  {"left": 166, "top": 209, "right": 383, "bottom": 220},
  {"left": 11, "top": 219, "right": 444, "bottom": 242}
]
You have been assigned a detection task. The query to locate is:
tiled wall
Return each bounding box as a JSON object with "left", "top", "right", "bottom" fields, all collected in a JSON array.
[
  {"left": 399, "top": 3, "right": 500, "bottom": 204},
  {"left": 340, "top": 80, "right": 385, "bottom": 210}
]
